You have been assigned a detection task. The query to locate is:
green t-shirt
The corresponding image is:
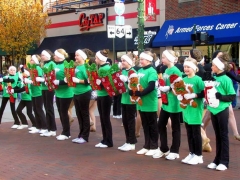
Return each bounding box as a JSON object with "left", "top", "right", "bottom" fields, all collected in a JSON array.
[
  {"left": 21, "top": 83, "right": 32, "bottom": 101},
  {"left": 137, "top": 66, "right": 158, "bottom": 112},
  {"left": 30, "top": 65, "right": 43, "bottom": 97},
  {"left": 73, "top": 64, "right": 92, "bottom": 95},
  {"left": 97, "top": 63, "right": 111, "bottom": 97},
  {"left": 182, "top": 75, "right": 204, "bottom": 124},
  {"left": 162, "top": 66, "right": 182, "bottom": 113},
  {"left": 2, "top": 74, "right": 20, "bottom": 98},
  {"left": 121, "top": 68, "right": 135, "bottom": 105},
  {"left": 55, "top": 61, "right": 73, "bottom": 98},
  {"left": 207, "top": 74, "right": 236, "bottom": 115},
  {"left": 42, "top": 60, "right": 56, "bottom": 90}
]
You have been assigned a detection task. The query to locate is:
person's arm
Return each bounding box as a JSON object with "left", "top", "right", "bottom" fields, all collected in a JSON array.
[
  {"left": 129, "top": 81, "right": 155, "bottom": 97},
  {"left": 226, "top": 71, "right": 240, "bottom": 83}
]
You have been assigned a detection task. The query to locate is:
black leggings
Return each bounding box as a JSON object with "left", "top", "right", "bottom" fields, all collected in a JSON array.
[
  {"left": 0, "top": 97, "right": 20, "bottom": 125},
  {"left": 32, "top": 96, "right": 47, "bottom": 129}
]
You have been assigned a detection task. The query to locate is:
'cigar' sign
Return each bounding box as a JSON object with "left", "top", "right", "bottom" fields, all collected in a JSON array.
[{"left": 79, "top": 13, "right": 105, "bottom": 31}]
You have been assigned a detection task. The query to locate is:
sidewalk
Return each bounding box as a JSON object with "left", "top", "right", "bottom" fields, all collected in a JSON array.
[{"left": 0, "top": 99, "right": 240, "bottom": 179}]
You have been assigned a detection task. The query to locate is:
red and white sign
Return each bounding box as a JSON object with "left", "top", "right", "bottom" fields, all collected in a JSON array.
[
  {"left": 145, "top": 0, "right": 157, "bottom": 22},
  {"left": 79, "top": 13, "right": 105, "bottom": 31}
]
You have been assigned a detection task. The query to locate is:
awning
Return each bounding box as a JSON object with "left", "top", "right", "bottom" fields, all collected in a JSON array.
[
  {"left": 36, "top": 26, "right": 159, "bottom": 53},
  {"left": 152, "top": 12, "right": 240, "bottom": 47}
]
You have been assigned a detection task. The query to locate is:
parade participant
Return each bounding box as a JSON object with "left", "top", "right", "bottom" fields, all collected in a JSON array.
[
  {"left": 0, "top": 66, "right": 21, "bottom": 128},
  {"left": 53, "top": 49, "right": 73, "bottom": 140},
  {"left": 118, "top": 53, "right": 137, "bottom": 152},
  {"left": 71, "top": 49, "right": 92, "bottom": 144},
  {"left": 207, "top": 56, "right": 235, "bottom": 171},
  {"left": 153, "top": 50, "right": 182, "bottom": 160},
  {"left": 94, "top": 49, "right": 113, "bottom": 148}
]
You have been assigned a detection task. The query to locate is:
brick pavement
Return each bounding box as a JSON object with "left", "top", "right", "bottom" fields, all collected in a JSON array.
[{"left": 0, "top": 110, "right": 240, "bottom": 179}]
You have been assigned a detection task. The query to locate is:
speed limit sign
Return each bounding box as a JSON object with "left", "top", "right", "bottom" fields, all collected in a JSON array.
[{"left": 115, "top": 26, "right": 125, "bottom": 38}]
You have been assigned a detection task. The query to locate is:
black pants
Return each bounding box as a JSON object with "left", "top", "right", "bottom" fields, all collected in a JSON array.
[
  {"left": 16, "top": 100, "right": 36, "bottom": 126},
  {"left": 122, "top": 104, "right": 137, "bottom": 144},
  {"left": 56, "top": 97, "right": 72, "bottom": 137},
  {"left": 113, "top": 94, "right": 122, "bottom": 116},
  {"left": 97, "top": 95, "right": 113, "bottom": 147},
  {"left": 211, "top": 107, "right": 229, "bottom": 167},
  {"left": 158, "top": 109, "right": 181, "bottom": 153},
  {"left": 73, "top": 91, "right": 91, "bottom": 141},
  {"left": 42, "top": 90, "right": 56, "bottom": 131},
  {"left": 0, "top": 97, "right": 20, "bottom": 125},
  {"left": 139, "top": 111, "right": 158, "bottom": 149},
  {"left": 185, "top": 123, "right": 202, "bottom": 156},
  {"left": 32, "top": 96, "right": 47, "bottom": 129}
]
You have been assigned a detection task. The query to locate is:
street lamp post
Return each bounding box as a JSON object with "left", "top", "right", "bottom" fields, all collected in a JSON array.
[{"left": 137, "top": 0, "right": 144, "bottom": 55}]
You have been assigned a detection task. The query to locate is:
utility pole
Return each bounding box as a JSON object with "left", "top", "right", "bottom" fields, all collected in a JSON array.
[{"left": 137, "top": 0, "right": 144, "bottom": 55}]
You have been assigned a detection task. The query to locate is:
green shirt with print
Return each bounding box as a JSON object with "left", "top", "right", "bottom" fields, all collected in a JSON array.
[
  {"left": 2, "top": 74, "right": 20, "bottom": 98},
  {"left": 207, "top": 74, "right": 236, "bottom": 115},
  {"left": 121, "top": 68, "right": 135, "bottom": 105},
  {"left": 162, "top": 66, "right": 182, "bottom": 113},
  {"left": 73, "top": 64, "right": 92, "bottom": 95},
  {"left": 42, "top": 60, "right": 56, "bottom": 90},
  {"left": 182, "top": 75, "right": 204, "bottom": 124},
  {"left": 30, "top": 65, "right": 43, "bottom": 97},
  {"left": 20, "top": 83, "right": 32, "bottom": 101},
  {"left": 97, "top": 63, "right": 111, "bottom": 97},
  {"left": 137, "top": 66, "right": 158, "bottom": 112}
]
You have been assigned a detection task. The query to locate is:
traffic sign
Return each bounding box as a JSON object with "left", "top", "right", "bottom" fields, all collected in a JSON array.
[
  {"left": 107, "top": 25, "right": 116, "bottom": 38},
  {"left": 125, "top": 25, "right": 132, "bottom": 39},
  {"left": 115, "top": 26, "right": 125, "bottom": 38}
]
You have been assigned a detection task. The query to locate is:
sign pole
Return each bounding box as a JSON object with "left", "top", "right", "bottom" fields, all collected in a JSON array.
[
  {"left": 125, "top": 38, "right": 128, "bottom": 53},
  {"left": 113, "top": 38, "right": 116, "bottom": 62}
]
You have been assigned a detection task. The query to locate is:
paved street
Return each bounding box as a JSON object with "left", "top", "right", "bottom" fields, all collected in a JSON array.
[{"left": 0, "top": 98, "right": 240, "bottom": 179}]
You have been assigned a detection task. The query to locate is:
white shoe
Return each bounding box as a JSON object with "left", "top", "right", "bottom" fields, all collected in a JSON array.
[
  {"left": 99, "top": 144, "right": 108, "bottom": 148},
  {"left": 216, "top": 164, "right": 227, "bottom": 171},
  {"left": 116, "top": 115, "right": 122, "bottom": 119},
  {"left": 56, "top": 135, "right": 70, "bottom": 140},
  {"left": 95, "top": 143, "right": 103, "bottom": 148},
  {"left": 29, "top": 128, "right": 40, "bottom": 134},
  {"left": 165, "top": 152, "right": 180, "bottom": 160},
  {"left": 39, "top": 129, "right": 48, "bottom": 134},
  {"left": 152, "top": 149, "right": 169, "bottom": 159},
  {"left": 17, "top": 125, "right": 28, "bottom": 129},
  {"left": 145, "top": 149, "right": 158, "bottom": 156},
  {"left": 207, "top": 162, "right": 217, "bottom": 169},
  {"left": 75, "top": 137, "right": 87, "bottom": 144},
  {"left": 113, "top": 115, "right": 118, "bottom": 118},
  {"left": 40, "top": 131, "right": 56, "bottom": 137},
  {"left": 28, "top": 127, "right": 36, "bottom": 131},
  {"left": 120, "top": 144, "right": 135, "bottom": 152},
  {"left": 181, "top": 153, "right": 194, "bottom": 164},
  {"left": 11, "top": 125, "right": 19, "bottom": 129},
  {"left": 118, "top": 143, "right": 128, "bottom": 150},
  {"left": 187, "top": 155, "right": 203, "bottom": 165},
  {"left": 136, "top": 148, "right": 149, "bottom": 155},
  {"left": 72, "top": 138, "right": 80, "bottom": 143}
]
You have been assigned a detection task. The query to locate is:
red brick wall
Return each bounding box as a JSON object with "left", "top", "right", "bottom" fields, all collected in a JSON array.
[{"left": 166, "top": 0, "right": 240, "bottom": 20}]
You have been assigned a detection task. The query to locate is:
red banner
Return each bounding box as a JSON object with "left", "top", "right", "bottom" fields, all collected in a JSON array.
[{"left": 145, "top": 0, "right": 157, "bottom": 22}]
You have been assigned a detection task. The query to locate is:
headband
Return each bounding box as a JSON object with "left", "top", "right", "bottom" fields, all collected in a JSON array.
[
  {"left": 163, "top": 50, "right": 176, "bottom": 63},
  {"left": 32, "top": 55, "right": 39, "bottom": 64},
  {"left": 76, "top": 49, "right": 87, "bottom": 60},
  {"left": 54, "top": 50, "right": 65, "bottom": 59},
  {"left": 212, "top": 57, "right": 225, "bottom": 71},
  {"left": 121, "top": 55, "right": 133, "bottom": 66},
  {"left": 96, "top": 51, "right": 107, "bottom": 62},
  {"left": 41, "top": 50, "right": 51, "bottom": 60},
  {"left": 139, "top": 52, "right": 153, "bottom": 61},
  {"left": 183, "top": 61, "right": 197, "bottom": 71}
]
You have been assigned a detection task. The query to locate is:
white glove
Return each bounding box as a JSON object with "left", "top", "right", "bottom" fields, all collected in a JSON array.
[
  {"left": 0, "top": 78, "right": 3, "bottom": 83},
  {"left": 19, "top": 64, "right": 24, "bottom": 68},
  {"left": 36, "top": 77, "right": 45, "bottom": 82},
  {"left": 177, "top": 94, "right": 183, "bottom": 101},
  {"left": 184, "top": 93, "right": 196, "bottom": 100},
  {"left": 64, "top": 77, "right": 67, "bottom": 83},
  {"left": 10, "top": 89, "right": 14, "bottom": 93},
  {"left": 53, "top": 80, "right": 59, "bottom": 85},
  {"left": 159, "top": 86, "right": 170, "bottom": 93},
  {"left": 72, "top": 77, "right": 80, "bottom": 83},
  {"left": 24, "top": 78, "right": 33, "bottom": 84},
  {"left": 96, "top": 79, "right": 101, "bottom": 85},
  {"left": 24, "top": 70, "right": 30, "bottom": 77},
  {"left": 119, "top": 75, "right": 128, "bottom": 83}
]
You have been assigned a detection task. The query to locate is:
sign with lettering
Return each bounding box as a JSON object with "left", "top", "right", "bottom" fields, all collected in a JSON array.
[
  {"left": 108, "top": 25, "right": 116, "bottom": 38},
  {"left": 125, "top": 25, "right": 132, "bottom": 39},
  {"left": 79, "top": 13, "right": 105, "bottom": 31},
  {"left": 145, "top": 0, "right": 157, "bottom": 21},
  {"left": 115, "top": 26, "right": 125, "bottom": 38}
]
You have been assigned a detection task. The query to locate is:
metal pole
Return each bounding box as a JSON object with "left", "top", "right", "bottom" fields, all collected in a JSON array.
[
  {"left": 137, "top": 0, "right": 144, "bottom": 55},
  {"left": 192, "top": 24, "right": 196, "bottom": 49},
  {"left": 125, "top": 38, "right": 128, "bottom": 54},
  {"left": 113, "top": 38, "right": 116, "bottom": 63}
]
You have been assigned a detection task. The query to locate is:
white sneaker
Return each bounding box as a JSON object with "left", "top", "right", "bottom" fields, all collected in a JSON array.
[
  {"left": 152, "top": 149, "right": 169, "bottom": 159},
  {"left": 136, "top": 148, "right": 149, "bottom": 155},
  {"left": 113, "top": 115, "right": 118, "bottom": 118},
  {"left": 165, "top": 152, "right": 180, "bottom": 160},
  {"left": 181, "top": 153, "right": 194, "bottom": 164},
  {"left": 72, "top": 138, "right": 80, "bottom": 143},
  {"left": 187, "top": 155, "right": 203, "bottom": 165},
  {"left": 99, "top": 144, "right": 108, "bottom": 148},
  {"left": 216, "top": 164, "right": 227, "bottom": 171},
  {"left": 39, "top": 129, "right": 48, "bottom": 134},
  {"left": 40, "top": 131, "right": 56, "bottom": 137},
  {"left": 56, "top": 135, "right": 70, "bottom": 141},
  {"left": 29, "top": 128, "right": 40, "bottom": 134},
  {"left": 95, "top": 143, "right": 103, "bottom": 147},
  {"left": 76, "top": 137, "right": 87, "bottom": 144},
  {"left": 28, "top": 127, "right": 36, "bottom": 131},
  {"left": 118, "top": 143, "right": 128, "bottom": 150},
  {"left": 145, "top": 149, "right": 158, "bottom": 156},
  {"left": 207, "top": 162, "right": 217, "bottom": 169},
  {"left": 116, "top": 115, "right": 122, "bottom": 119},
  {"left": 11, "top": 125, "right": 19, "bottom": 129},
  {"left": 17, "top": 125, "right": 28, "bottom": 129},
  {"left": 120, "top": 144, "right": 135, "bottom": 152}
]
